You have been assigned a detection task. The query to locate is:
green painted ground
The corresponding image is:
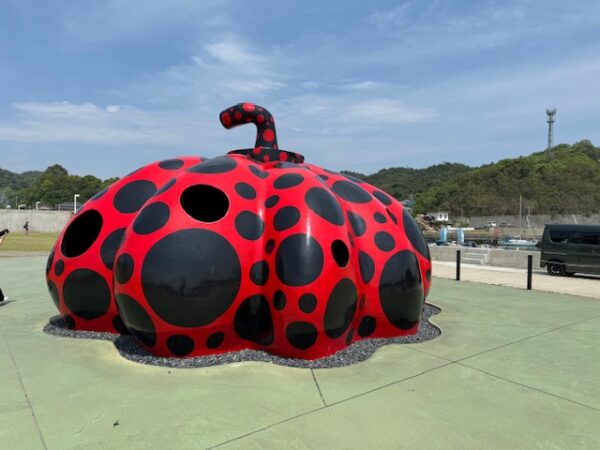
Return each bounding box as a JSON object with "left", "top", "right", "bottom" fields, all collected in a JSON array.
[
  {"left": 0, "top": 232, "right": 58, "bottom": 252},
  {"left": 1, "top": 256, "right": 599, "bottom": 449}
]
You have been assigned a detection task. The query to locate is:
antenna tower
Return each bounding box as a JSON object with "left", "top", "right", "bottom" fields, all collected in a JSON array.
[{"left": 546, "top": 108, "right": 556, "bottom": 157}]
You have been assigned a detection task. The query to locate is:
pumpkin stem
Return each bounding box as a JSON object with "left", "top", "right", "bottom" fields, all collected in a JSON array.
[{"left": 219, "top": 103, "right": 278, "bottom": 149}]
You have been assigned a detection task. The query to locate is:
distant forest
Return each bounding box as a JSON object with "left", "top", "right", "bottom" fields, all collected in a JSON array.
[{"left": 1, "top": 139, "right": 599, "bottom": 215}]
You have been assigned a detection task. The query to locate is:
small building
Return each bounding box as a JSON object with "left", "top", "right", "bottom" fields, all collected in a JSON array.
[
  {"left": 56, "top": 201, "right": 84, "bottom": 213},
  {"left": 427, "top": 211, "right": 450, "bottom": 223}
]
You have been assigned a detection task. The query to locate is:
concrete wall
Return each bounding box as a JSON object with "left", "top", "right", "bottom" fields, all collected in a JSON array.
[
  {"left": 0, "top": 210, "right": 72, "bottom": 233},
  {"left": 429, "top": 246, "right": 541, "bottom": 269}
]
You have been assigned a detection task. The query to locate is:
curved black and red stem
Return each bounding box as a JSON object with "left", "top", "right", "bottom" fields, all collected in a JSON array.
[{"left": 220, "top": 103, "right": 278, "bottom": 149}]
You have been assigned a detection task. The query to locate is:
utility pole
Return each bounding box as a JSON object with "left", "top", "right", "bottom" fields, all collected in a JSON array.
[{"left": 546, "top": 108, "right": 556, "bottom": 157}]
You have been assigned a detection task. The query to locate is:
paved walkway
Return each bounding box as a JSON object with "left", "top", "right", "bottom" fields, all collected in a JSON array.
[{"left": 1, "top": 256, "right": 599, "bottom": 449}]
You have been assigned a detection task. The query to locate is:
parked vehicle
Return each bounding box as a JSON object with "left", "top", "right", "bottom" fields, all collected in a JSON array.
[
  {"left": 462, "top": 241, "right": 478, "bottom": 248},
  {"left": 537, "top": 224, "right": 600, "bottom": 276}
]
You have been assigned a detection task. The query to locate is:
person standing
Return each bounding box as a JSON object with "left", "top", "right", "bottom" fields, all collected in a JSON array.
[{"left": 23, "top": 221, "right": 29, "bottom": 234}]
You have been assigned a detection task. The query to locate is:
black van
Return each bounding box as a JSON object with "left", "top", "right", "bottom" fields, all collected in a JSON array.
[{"left": 538, "top": 224, "right": 600, "bottom": 276}]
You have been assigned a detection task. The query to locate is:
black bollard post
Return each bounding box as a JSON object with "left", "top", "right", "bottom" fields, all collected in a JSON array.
[
  {"left": 456, "top": 250, "right": 461, "bottom": 281},
  {"left": 527, "top": 254, "right": 533, "bottom": 290}
]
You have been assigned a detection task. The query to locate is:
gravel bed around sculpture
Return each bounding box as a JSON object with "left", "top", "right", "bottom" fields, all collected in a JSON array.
[{"left": 43, "top": 302, "right": 441, "bottom": 369}]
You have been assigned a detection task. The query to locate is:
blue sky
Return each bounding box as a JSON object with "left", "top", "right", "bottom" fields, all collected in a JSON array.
[{"left": 1, "top": 0, "right": 599, "bottom": 178}]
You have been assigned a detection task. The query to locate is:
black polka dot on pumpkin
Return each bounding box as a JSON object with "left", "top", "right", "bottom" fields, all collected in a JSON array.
[
  {"left": 249, "top": 165, "right": 269, "bottom": 179},
  {"left": 206, "top": 332, "right": 224, "bottom": 349},
  {"left": 113, "top": 180, "right": 157, "bottom": 214},
  {"left": 142, "top": 229, "right": 241, "bottom": 327},
  {"left": 358, "top": 251, "right": 375, "bottom": 283},
  {"left": 159, "top": 158, "right": 184, "bottom": 170},
  {"left": 63, "top": 269, "right": 111, "bottom": 320},
  {"left": 54, "top": 259, "right": 64, "bottom": 276},
  {"left": 167, "top": 334, "right": 195, "bottom": 356},
  {"left": 46, "top": 248, "right": 54, "bottom": 275},
  {"left": 373, "top": 190, "right": 393, "bottom": 205},
  {"left": 115, "top": 253, "right": 134, "bottom": 284},
  {"left": 374, "top": 231, "right": 395, "bottom": 251},
  {"left": 112, "top": 315, "right": 130, "bottom": 335},
  {"left": 133, "top": 202, "right": 170, "bottom": 235},
  {"left": 155, "top": 178, "right": 176, "bottom": 196},
  {"left": 265, "top": 195, "right": 279, "bottom": 208},
  {"left": 317, "top": 174, "right": 329, "bottom": 181},
  {"left": 286, "top": 321, "right": 318, "bottom": 350},
  {"left": 305, "top": 187, "right": 344, "bottom": 226},
  {"left": 115, "top": 294, "right": 157, "bottom": 347},
  {"left": 234, "top": 295, "right": 274, "bottom": 346},
  {"left": 358, "top": 316, "right": 376, "bottom": 337},
  {"left": 48, "top": 280, "right": 59, "bottom": 309},
  {"left": 324, "top": 278, "right": 357, "bottom": 339},
  {"left": 331, "top": 240, "right": 350, "bottom": 267},
  {"left": 273, "top": 290, "right": 286, "bottom": 310},
  {"left": 345, "top": 329, "right": 354, "bottom": 345},
  {"left": 347, "top": 212, "right": 367, "bottom": 237},
  {"left": 379, "top": 250, "right": 424, "bottom": 330},
  {"left": 331, "top": 181, "right": 371, "bottom": 203},
  {"left": 298, "top": 293, "right": 317, "bottom": 313},
  {"left": 250, "top": 261, "right": 269, "bottom": 286},
  {"left": 100, "top": 228, "right": 126, "bottom": 269},
  {"left": 274, "top": 206, "right": 300, "bottom": 231},
  {"left": 274, "top": 173, "right": 304, "bottom": 189},
  {"left": 343, "top": 174, "right": 364, "bottom": 183},
  {"left": 374, "top": 212, "right": 387, "bottom": 223},
  {"left": 91, "top": 187, "right": 108, "bottom": 201},
  {"left": 276, "top": 234, "right": 324, "bottom": 286},
  {"left": 403, "top": 209, "right": 429, "bottom": 259},
  {"left": 265, "top": 239, "right": 275, "bottom": 254},
  {"left": 187, "top": 156, "right": 236, "bottom": 174},
  {"left": 61, "top": 209, "right": 103, "bottom": 258},
  {"left": 387, "top": 209, "right": 398, "bottom": 224},
  {"left": 235, "top": 182, "right": 256, "bottom": 200},
  {"left": 235, "top": 211, "right": 265, "bottom": 240}
]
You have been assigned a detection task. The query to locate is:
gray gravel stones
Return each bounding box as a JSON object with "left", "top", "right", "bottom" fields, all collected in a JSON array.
[{"left": 43, "top": 302, "right": 441, "bottom": 369}]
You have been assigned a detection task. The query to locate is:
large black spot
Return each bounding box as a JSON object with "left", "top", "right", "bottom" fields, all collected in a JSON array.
[
  {"left": 305, "top": 187, "right": 344, "bottom": 226},
  {"left": 61, "top": 210, "right": 103, "bottom": 258},
  {"left": 54, "top": 259, "right": 64, "bottom": 276},
  {"left": 167, "top": 335, "right": 195, "bottom": 356},
  {"left": 317, "top": 174, "right": 329, "bottom": 181},
  {"left": 373, "top": 190, "right": 393, "bottom": 205},
  {"left": 276, "top": 234, "right": 324, "bottom": 286},
  {"left": 100, "top": 228, "right": 126, "bottom": 269},
  {"left": 112, "top": 315, "right": 130, "bottom": 335},
  {"left": 91, "top": 187, "right": 108, "bottom": 201},
  {"left": 235, "top": 182, "right": 256, "bottom": 200},
  {"left": 48, "top": 280, "right": 60, "bottom": 310},
  {"left": 115, "top": 253, "right": 134, "bottom": 284},
  {"left": 298, "top": 293, "right": 317, "bottom": 313},
  {"left": 249, "top": 165, "right": 269, "bottom": 179},
  {"left": 115, "top": 294, "right": 157, "bottom": 347},
  {"left": 250, "top": 261, "right": 269, "bottom": 286},
  {"left": 374, "top": 212, "right": 387, "bottom": 224},
  {"left": 187, "top": 156, "right": 236, "bottom": 174},
  {"left": 403, "top": 209, "right": 429, "bottom": 259},
  {"left": 273, "top": 290, "right": 286, "bottom": 310},
  {"left": 133, "top": 202, "right": 170, "bottom": 235},
  {"left": 159, "top": 159, "right": 184, "bottom": 170},
  {"left": 142, "top": 229, "right": 241, "bottom": 327},
  {"left": 374, "top": 231, "right": 395, "bottom": 251},
  {"left": 265, "top": 195, "right": 279, "bottom": 208},
  {"left": 63, "top": 269, "right": 111, "bottom": 320},
  {"left": 274, "top": 206, "right": 300, "bottom": 231},
  {"left": 181, "top": 185, "right": 229, "bottom": 223},
  {"left": 331, "top": 181, "right": 371, "bottom": 203},
  {"left": 358, "top": 316, "right": 376, "bottom": 337},
  {"left": 379, "top": 251, "right": 424, "bottom": 330},
  {"left": 359, "top": 251, "right": 375, "bottom": 283},
  {"left": 286, "top": 322, "right": 318, "bottom": 350},
  {"left": 206, "top": 332, "right": 224, "bottom": 349},
  {"left": 324, "top": 278, "right": 358, "bottom": 338},
  {"left": 331, "top": 240, "right": 350, "bottom": 267},
  {"left": 347, "top": 212, "right": 367, "bottom": 237},
  {"left": 234, "top": 295, "right": 274, "bottom": 345},
  {"left": 235, "top": 211, "right": 265, "bottom": 240},
  {"left": 113, "top": 180, "right": 156, "bottom": 214},
  {"left": 155, "top": 178, "right": 176, "bottom": 196},
  {"left": 274, "top": 173, "right": 304, "bottom": 189},
  {"left": 46, "top": 248, "right": 55, "bottom": 275}
]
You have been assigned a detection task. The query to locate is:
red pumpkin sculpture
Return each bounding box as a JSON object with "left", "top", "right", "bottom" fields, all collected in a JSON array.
[{"left": 46, "top": 103, "right": 432, "bottom": 360}]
